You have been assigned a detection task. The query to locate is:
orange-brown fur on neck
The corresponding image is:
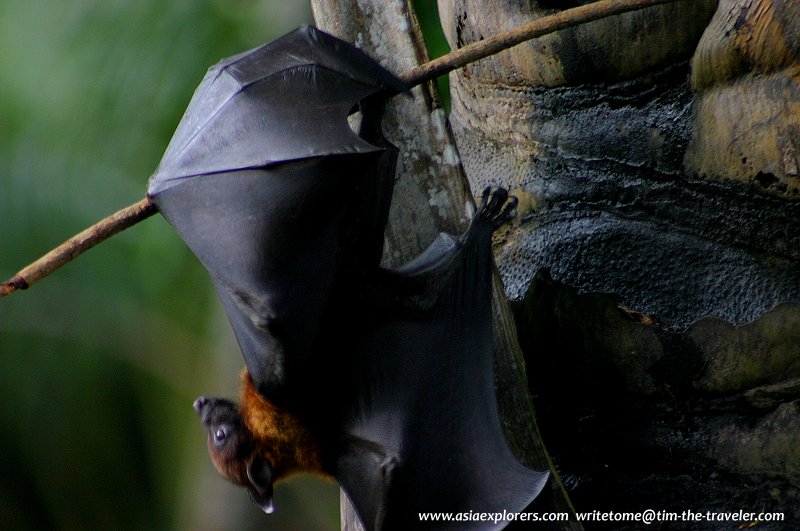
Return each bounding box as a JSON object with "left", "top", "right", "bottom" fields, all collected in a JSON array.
[{"left": 238, "top": 369, "right": 326, "bottom": 481}]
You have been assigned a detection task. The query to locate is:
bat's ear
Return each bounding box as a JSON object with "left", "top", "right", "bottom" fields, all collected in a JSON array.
[{"left": 246, "top": 456, "right": 275, "bottom": 514}]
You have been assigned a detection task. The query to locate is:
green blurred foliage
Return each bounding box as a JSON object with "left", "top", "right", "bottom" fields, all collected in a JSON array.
[
  {"left": 411, "top": 0, "right": 451, "bottom": 111},
  {"left": 0, "top": 1, "right": 345, "bottom": 529},
  {"left": 0, "top": 1, "right": 447, "bottom": 529}
]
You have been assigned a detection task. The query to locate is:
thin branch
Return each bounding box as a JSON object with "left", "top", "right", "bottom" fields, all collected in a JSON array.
[
  {"left": 0, "top": 198, "right": 157, "bottom": 297},
  {"left": 0, "top": 0, "right": 684, "bottom": 298},
  {"left": 400, "top": 0, "right": 687, "bottom": 86}
]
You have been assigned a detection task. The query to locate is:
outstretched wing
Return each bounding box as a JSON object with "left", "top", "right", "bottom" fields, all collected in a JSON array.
[
  {"left": 147, "top": 26, "right": 405, "bottom": 401},
  {"left": 340, "top": 190, "right": 548, "bottom": 529}
]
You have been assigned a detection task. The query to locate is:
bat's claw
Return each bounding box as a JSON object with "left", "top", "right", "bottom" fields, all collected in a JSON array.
[{"left": 476, "top": 187, "right": 517, "bottom": 230}]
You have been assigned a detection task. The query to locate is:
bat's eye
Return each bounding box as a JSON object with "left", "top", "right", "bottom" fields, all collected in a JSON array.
[{"left": 214, "top": 427, "right": 227, "bottom": 444}]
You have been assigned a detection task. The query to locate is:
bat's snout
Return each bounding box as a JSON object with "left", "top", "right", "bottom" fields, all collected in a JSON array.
[{"left": 192, "top": 395, "right": 240, "bottom": 426}]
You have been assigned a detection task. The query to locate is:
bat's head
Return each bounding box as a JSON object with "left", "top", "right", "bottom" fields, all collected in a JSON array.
[{"left": 193, "top": 396, "right": 275, "bottom": 514}]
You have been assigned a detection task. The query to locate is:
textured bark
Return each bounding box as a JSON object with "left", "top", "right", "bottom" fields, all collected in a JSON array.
[
  {"left": 686, "top": 0, "right": 800, "bottom": 195},
  {"left": 441, "top": 0, "right": 800, "bottom": 525},
  {"left": 311, "top": 1, "right": 579, "bottom": 529}
]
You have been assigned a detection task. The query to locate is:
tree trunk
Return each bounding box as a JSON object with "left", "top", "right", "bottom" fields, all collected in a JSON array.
[
  {"left": 311, "top": 1, "right": 580, "bottom": 529},
  {"left": 441, "top": 0, "right": 800, "bottom": 523}
]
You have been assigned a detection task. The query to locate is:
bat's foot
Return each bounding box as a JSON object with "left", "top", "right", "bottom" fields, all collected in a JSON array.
[{"left": 476, "top": 187, "right": 517, "bottom": 230}]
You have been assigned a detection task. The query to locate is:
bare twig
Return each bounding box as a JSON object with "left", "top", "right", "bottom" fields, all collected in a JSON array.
[
  {"left": 0, "top": 198, "right": 157, "bottom": 297},
  {"left": 0, "top": 0, "right": 683, "bottom": 298},
  {"left": 400, "top": 0, "right": 686, "bottom": 86}
]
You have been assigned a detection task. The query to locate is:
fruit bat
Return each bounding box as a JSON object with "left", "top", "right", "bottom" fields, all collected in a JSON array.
[{"left": 147, "top": 25, "right": 547, "bottom": 530}]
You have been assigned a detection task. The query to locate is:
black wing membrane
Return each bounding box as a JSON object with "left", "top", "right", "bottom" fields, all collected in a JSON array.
[
  {"left": 148, "top": 25, "right": 406, "bottom": 194},
  {"left": 339, "top": 192, "right": 549, "bottom": 529},
  {"left": 148, "top": 26, "right": 404, "bottom": 401}
]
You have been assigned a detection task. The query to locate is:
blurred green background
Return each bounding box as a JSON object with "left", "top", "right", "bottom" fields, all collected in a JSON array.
[
  {"left": 0, "top": 1, "right": 449, "bottom": 529},
  {"left": 0, "top": 1, "right": 333, "bottom": 529}
]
